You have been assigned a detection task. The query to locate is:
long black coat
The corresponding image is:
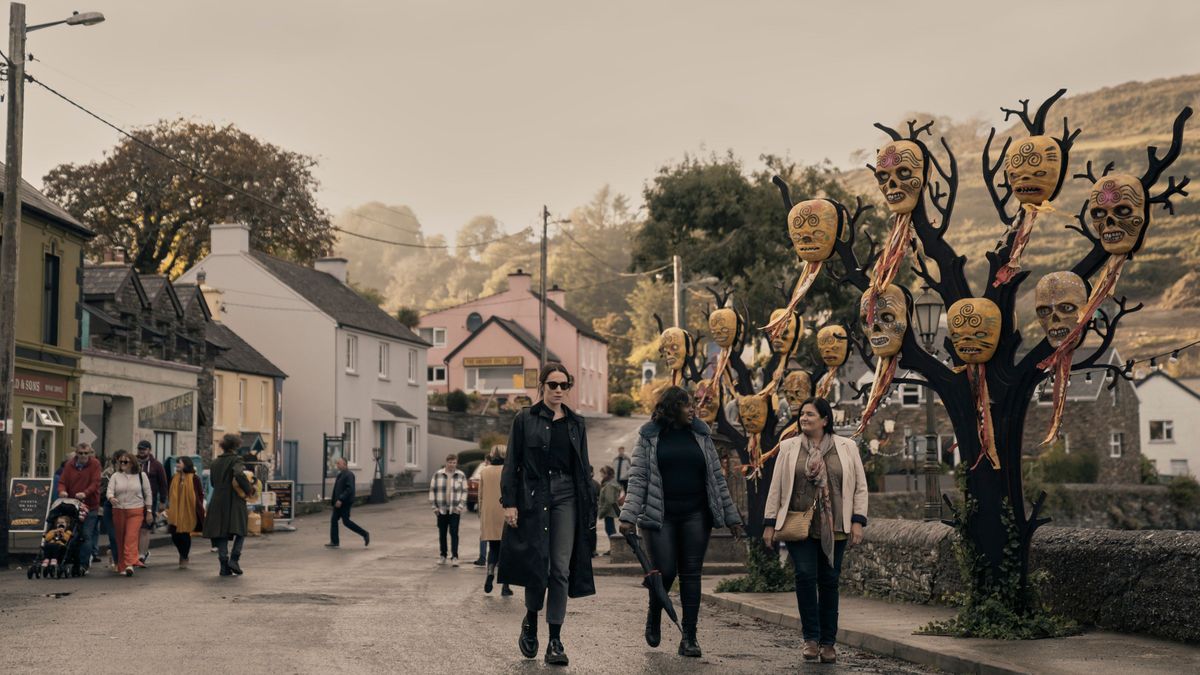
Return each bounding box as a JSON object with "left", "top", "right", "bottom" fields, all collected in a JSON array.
[
  {"left": 203, "top": 452, "right": 253, "bottom": 539},
  {"left": 497, "top": 403, "right": 596, "bottom": 598}
]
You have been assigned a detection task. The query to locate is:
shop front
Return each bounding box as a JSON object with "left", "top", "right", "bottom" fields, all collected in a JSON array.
[{"left": 12, "top": 368, "right": 78, "bottom": 479}]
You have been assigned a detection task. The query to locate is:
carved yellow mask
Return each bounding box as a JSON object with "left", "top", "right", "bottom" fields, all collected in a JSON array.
[
  {"left": 768, "top": 309, "right": 802, "bottom": 354},
  {"left": 1089, "top": 174, "right": 1147, "bottom": 255},
  {"left": 1035, "top": 272, "right": 1087, "bottom": 348},
  {"left": 737, "top": 394, "right": 768, "bottom": 435},
  {"left": 817, "top": 325, "right": 848, "bottom": 368},
  {"left": 874, "top": 141, "right": 926, "bottom": 214},
  {"left": 659, "top": 327, "right": 690, "bottom": 372},
  {"left": 859, "top": 286, "right": 908, "bottom": 358},
  {"left": 948, "top": 298, "right": 1001, "bottom": 364},
  {"left": 787, "top": 199, "right": 839, "bottom": 262},
  {"left": 694, "top": 379, "right": 719, "bottom": 424},
  {"left": 708, "top": 308, "right": 739, "bottom": 349},
  {"left": 781, "top": 371, "right": 812, "bottom": 412},
  {"left": 1004, "top": 135, "right": 1064, "bottom": 205}
]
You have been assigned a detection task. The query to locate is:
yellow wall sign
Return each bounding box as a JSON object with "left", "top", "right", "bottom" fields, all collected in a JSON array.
[
  {"left": 463, "top": 356, "right": 523, "bottom": 367},
  {"left": 523, "top": 369, "right": 539, "bottom": 388}
]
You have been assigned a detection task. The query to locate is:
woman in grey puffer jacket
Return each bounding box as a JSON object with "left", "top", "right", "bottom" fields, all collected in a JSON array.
[{"left": 619, "top": 386, "right": 743, "bottom": 658}]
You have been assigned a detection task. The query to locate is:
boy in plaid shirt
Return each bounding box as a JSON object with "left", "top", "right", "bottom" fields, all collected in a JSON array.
[{"left": 429, "top": 453, "right": 467, "bottom": 565}]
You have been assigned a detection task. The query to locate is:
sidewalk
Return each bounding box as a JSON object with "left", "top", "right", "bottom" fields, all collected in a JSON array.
[{"left": 702, "top": 580, "right": 1200, "bottom": 675}]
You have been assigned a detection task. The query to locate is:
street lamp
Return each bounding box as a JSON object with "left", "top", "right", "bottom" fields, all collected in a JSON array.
[
  {"left": 912, "top": 286, "right": 944, "bottom": 521},
  {"left": 0, "top": 3, "right": 106, "bottom": 567}
]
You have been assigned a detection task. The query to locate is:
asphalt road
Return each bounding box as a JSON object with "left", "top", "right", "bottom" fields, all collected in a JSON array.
[{"left": 0, "top": 495, "right": 935, "bottom": 674}]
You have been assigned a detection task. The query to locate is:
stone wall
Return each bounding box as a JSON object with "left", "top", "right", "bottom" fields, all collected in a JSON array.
[
  {"left": 427, "top": 409, "right": 516, "bottom": 443},
  {"left": 843, "top": 519, "right": 1200, "bottom": 643},
  {"left": 869, "top": 485, "right": 1200, "bottom": 530}
]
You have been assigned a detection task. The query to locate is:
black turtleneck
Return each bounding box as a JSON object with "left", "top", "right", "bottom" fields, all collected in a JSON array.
[{"left": 656, "top": 423, "right": 706, "bottom": 515}]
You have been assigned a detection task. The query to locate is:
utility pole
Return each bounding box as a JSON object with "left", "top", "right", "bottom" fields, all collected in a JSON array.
[
  {"left": 0, "top": 1, "right": 27, "bottom": 568},
  {"left": 539, "top": 205, "right": 548, "bottom": 368},
  {"left": 672, "top": 254, "right": 681, "bottom": 328}
]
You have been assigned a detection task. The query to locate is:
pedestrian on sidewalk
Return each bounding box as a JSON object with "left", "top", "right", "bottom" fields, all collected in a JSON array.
[
  {"left": 99, "top": 452, "right": 123, "bottom": 569},
  {"left": 763, "top": 397, "right": 868, "bottom": 665},
  {"left": 326, "top": 457, "right": 370, "bottom": 548},
  {"left": 203, "top": 434, "right": 255, "bottom": 577},
  {"left": 429, "top": 453, "right": 467, "bottom": 565},
  {"left": 106, "top": 450, "right": 153, "bottom": 576},
  {"left": 613, "top": 446, "right": 631, "bottom": 492},
  {"left": 165, "top": 456, "right": 205, "bottom": 568},
  {"left": 619, "top": 386, "right": 743, "bottom": 658},
  {"left": 478, "top": 448, "right": 511, "bottom": 595},
  {"left": 135, "top": 440, "right": 169, "bottom": 565},
  {"left": 498, "top": 363, "right": 596, "bottom": 667},
  {"left": 57, "top": 442, "right": 101, "bottom": 570},
  {"left": 596, "top": 466, "right": 621, "bottom": 544}
]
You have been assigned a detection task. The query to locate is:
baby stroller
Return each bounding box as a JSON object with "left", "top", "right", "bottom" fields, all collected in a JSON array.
[{"left": 28, "top": 498, "right": 87, "bottom": 580}]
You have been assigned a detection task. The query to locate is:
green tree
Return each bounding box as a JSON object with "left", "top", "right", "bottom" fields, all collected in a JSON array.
[
  {"left": 395, "top": 307, "right": 421, "bottom": 329},
  {"left": 43, "top": 118, "right": 333, "bottom": 276},
  {"left": 334, "top": 202, "right": 423, "bottom": 295}
]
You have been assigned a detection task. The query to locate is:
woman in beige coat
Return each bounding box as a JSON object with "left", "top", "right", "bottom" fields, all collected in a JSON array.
[
  {"left": 478, "top": 449, "right": 512, "bottom": 595},
  {"left": 763, "top": 397, "right": 868, "bottom": 665}
]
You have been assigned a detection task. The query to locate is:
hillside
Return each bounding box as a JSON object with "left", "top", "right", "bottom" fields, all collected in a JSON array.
[{"left": 840, "top": 74, "right": 1200, "bottom": 374}]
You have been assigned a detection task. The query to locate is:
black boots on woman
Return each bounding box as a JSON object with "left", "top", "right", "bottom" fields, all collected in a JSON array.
[{"left": 678, "top": 629, "right": 702, "bottom": 657}]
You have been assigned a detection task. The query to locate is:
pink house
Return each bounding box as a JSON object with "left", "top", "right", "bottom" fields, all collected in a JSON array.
[{"left": 418, "top": 270, "right": 608, "bottom": 414}]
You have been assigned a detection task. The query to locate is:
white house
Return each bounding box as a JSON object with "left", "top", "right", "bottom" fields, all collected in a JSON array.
[
  {"left": 1135, "top": 370, "right": 1200, "bottom": 479},
  {"left": 179, "top": 224, "right": 430, "bottom": 499}
]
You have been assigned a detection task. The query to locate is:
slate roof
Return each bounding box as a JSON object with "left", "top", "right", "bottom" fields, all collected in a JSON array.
[
  {"left": 445, "top": 316, "right": 560, "bottom": 363},
  {"left": 82, "top": 265, "right": 135, "bottom": 299},
  {"left": 249, "top": 250, "right": 426, "bottom": 345},
  {"left": 0, "top": 162, "right": 94, "bottom": 239},
  {"left": 531, "top": 292, "right": 608, "bottom": 344},
  {"left": 208, "top": 322, "right": 287, "bottom": 379},
  {"left": 172, "top": 282, "right": 212, "bottom": 321},
  {"left": 140, "top": 275, "right": 184, "bottom": 316}
]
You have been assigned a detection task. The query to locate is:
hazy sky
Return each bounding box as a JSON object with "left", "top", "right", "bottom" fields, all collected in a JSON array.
[{"left": 10, "top": 1, "right": 1200, "bottom": 242}]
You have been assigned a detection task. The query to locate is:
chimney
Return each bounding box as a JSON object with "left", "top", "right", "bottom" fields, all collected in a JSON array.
[
  {"left": 507, "top": 268, "right": 532, "bottom": 294},
  {"left": 547, "top": 283, "right": 566, "bottom": 308},
  {"left": 210, "top": 223, "right": 250, "bottom": 255},
  {"left": 100, "top": 247, "right": 127, "bottom": 266},
  {"left": 314, "top": 257, "right": 349, "bottom": 285}
]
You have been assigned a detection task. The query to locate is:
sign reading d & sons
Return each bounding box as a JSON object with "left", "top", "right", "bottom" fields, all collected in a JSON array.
[{"left": 138, "top": 391, "right": 194, "bottom": 431}]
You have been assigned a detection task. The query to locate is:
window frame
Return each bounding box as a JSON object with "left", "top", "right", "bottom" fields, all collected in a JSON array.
[
  {"left": 1149, "top": 420, "right": 1175, "bottom": 443},
  {"left": 378, "top": 342, "right": 390, "bottom": 380},
  {"left": 259, "top": 380, "right": 268, "bottom": 430},
  {"left": 1109, "top": 431, "right": 1124, "bottom": 458},
  {"left": 343, "top": 418, "right": 359, "bottom": 466},
  {"left": 238, "top": 378, "right": 247, "bottom": 430},
  {"left": 405, "top": 425, "right": 418, "bottom": 467},
  {"left": 42, "top": 252, "right": 61, "bottom": 346},
  {"left": 428, "top": 365, "right": 447, "bottom": 384},
  {"left": 408, "top": 348, "right": 418, "bottom": 385},
  {"left": 214, "top": 374, "right": 224, "bottom": 428},
  {"left": 345, "top": 334, "right": 359, "bottom": 374},
  {"left": 899, "top": 383, "right": 922, "bottom": 407}
]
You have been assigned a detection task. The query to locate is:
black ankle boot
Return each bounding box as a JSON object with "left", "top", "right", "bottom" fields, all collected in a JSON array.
[
  {"left": 645, "top": 605, "right": 661, "bottom": 648},
  {"left": 219, "top": 559, "right": 232, "bottom": 577},
  {"left": 228, "top": 557, "right": 243, "bottom": 575},
  {"left": 518, "top": 616, "right": 538, "bottom": 658},
  {"left": 484, "top": 564, "right": 495, "bottom": 594},
  {"left": 678, "top": 629, "right": 701, "bottom": 658}
]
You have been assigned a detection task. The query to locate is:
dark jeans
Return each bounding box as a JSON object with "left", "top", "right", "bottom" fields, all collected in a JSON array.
[
  {"left": 171, "top": 532, "right": 192, "bottom": 560},
  {"left": 786, "top": 537, "right": 848, "bottom": 645},
  {"left": 436, "top": 512, "right": 460, "bottom": 557},
  {"left": 331, "top": 505, "right": 368, "bottom": 546},
  {"left": 213, "top": 535, "right": 245, "bottom": 562},
  {"left": 79, "top": 509, "right": 100, "bottom": 566},
  {"left": 603, "top": 517, "right": 616, "bottom": 538},
  {"left": 643, "top": 509, "right": 712, "bottom": 632},
  {"left": 525, "top": 473, "right": 576, "bottom": 625}
]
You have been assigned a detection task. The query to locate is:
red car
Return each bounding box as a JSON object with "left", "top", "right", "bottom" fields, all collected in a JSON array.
[{"left": 466, "top": 462, "right": 484, "bottom": 512}]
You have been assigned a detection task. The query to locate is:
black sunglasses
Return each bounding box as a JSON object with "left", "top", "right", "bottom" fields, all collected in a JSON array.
[
  {"left": 118, "top": 459, "right": 131, "bottom": 464},
  {"left": 544, "top": 381, "right": 572, "bottom": 391}
]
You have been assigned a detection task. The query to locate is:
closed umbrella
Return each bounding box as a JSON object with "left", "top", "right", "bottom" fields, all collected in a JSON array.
[{"left": 623, "top": 532, "right": 682, "bottom": 634}]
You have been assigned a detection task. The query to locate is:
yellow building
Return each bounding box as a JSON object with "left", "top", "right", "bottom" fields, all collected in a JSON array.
[
  {"left": 4, "top": 165, "right": 94, "bottom": 480},
  {"left": 207, "top": 321, "right": 287, "bottom": 472}
]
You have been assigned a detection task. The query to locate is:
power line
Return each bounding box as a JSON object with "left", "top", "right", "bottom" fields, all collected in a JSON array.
[{"left": 337, "top": 225, "right": 531, "bottom": 248}]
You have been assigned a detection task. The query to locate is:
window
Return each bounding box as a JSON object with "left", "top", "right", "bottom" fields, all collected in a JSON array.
[
  {"left": 343, "top": 418, "right": 359, "bottom": 465},
  {"left": 379, "top": 342, "right": 390, "bottom": 379},
  {"left": 418, "top": 327, "right": 446, "bottom": 347},
  {"left": 214, "top": 375, "right": 223, "bottom": 427},
  {"left": 1109, "top": 432, "right": 1124, "bottom": 458},
  {"left": 238, "top": 378, "right": 247, "bottom": 429},
  {"left": 154, "top": 431, "right": 176, "bottom": 461},
  {"left": 408, "top": 349, "right": 418, "bottom": 384},
  {"left": 19, "top": 405, "right": 60, "bottom": 477},
  {"left": 900, "top": 383, "right": 922, "bottom": 407},
  {"left": 1170, "top": 459, "right": 1189, "bottom": 476},
  {"left": 1149, "top": 420, "right": 1175, "bottom": 442},
  {"left": 428, "top": 365, "right": 447, "bottom": 384},
  {"left": 465, "top": 366, "right": 523, "bottom": 392},
  {"left": 259, "top": 381, "right": 268, "bottom": 429},
  {"left": 346, "top": 334, "right": 358, "bottom": 373},
  {"left": 466, "top": 312, "right": 483, "bottom": 332},
  {"left": 42, "top": 253, "right": 61, "bottom": 346},
  {"left": 405, "top": 425, "right": 418, "bottom": 466}
]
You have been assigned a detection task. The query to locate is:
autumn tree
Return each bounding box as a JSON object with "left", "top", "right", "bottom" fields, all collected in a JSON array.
[{"left": 42, "top": 119, "right": 334, "bottom": 276}]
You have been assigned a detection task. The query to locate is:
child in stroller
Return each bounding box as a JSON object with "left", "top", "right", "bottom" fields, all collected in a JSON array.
[{"left": 29, "top": 498, "right": 87, "bottom": 579}]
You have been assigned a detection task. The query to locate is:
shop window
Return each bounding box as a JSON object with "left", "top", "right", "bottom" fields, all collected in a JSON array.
[
  {"left": 42, "top": 253, "right": 60, "bottom": 346},
  {"left": 20, "top": 405, "right": 60, "bottom": 478},
  {"left": 155, "top": 431, "right": 176, "bottom": 461}
]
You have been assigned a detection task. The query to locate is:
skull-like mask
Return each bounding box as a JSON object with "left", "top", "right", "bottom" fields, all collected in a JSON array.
[
  {"left": 874, "top": 141, "right": 926, "bottom": 214},
  {"left": 859, "top": 286, "right": 908, "bottom": 358},
  {"left": 1004, "top": 136, "right": 1064, "bottom": 205},
  {"left": 1035, "top": 272, "right": 1087, "bottom": 348},
  {"left": 817, "top": 325, "right": 848, "bottom": 367},
  {"left": 708, "top": 308, "right": 739, "bottom": 349},
  {"left": 694, "top": 379, "right": 719, "bottom": 424},
  {"left": 737, "top": 394, "right": 768, "bottom": 435},
  {"left": 659, "top": 327, "right": 690, "bottom": 372},
  {"left": 781, "top": 371, "right": 812, "bottom": 413},
  {"left": 1089, "top": 174, "right": 1147, "bottom": 255},
  {"left": 787, "top": 199, "right": 839, "bottom": 262},
  {"left": 768, "top": 309, "right": 802, "bottom": 354},
  {"left": 948, "top": 298, "right": 1001, "bottom": 364}
]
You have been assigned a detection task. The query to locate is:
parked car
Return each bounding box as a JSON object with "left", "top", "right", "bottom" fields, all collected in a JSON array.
[{"left": 466, "top": 461, "right": 484, "bottom": 512}]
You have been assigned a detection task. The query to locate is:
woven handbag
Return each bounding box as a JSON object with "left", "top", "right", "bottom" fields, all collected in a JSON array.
[{"left": 776, "top": 503, "right": 814, "bottom": 542}]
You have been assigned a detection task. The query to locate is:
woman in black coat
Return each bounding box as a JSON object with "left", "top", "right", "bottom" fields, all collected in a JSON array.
[{"left": 498, "top": 363, "right": 595, "bottom": 667}]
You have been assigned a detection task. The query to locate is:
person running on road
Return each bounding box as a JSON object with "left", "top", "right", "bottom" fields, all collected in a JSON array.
[
  {"left": 498, "top": 362, "right": 596, "bottom": 667},
  {"left": 326, "top": 457, "right": 370, "bottom": 548},
  {"left": 429, "top": 453, "right": 467, "bottom": 565}
]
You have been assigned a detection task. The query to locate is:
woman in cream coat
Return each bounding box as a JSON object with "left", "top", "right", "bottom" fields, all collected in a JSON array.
[{"left": 763, "top": 397, "right": 867, "bottom": 665}]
